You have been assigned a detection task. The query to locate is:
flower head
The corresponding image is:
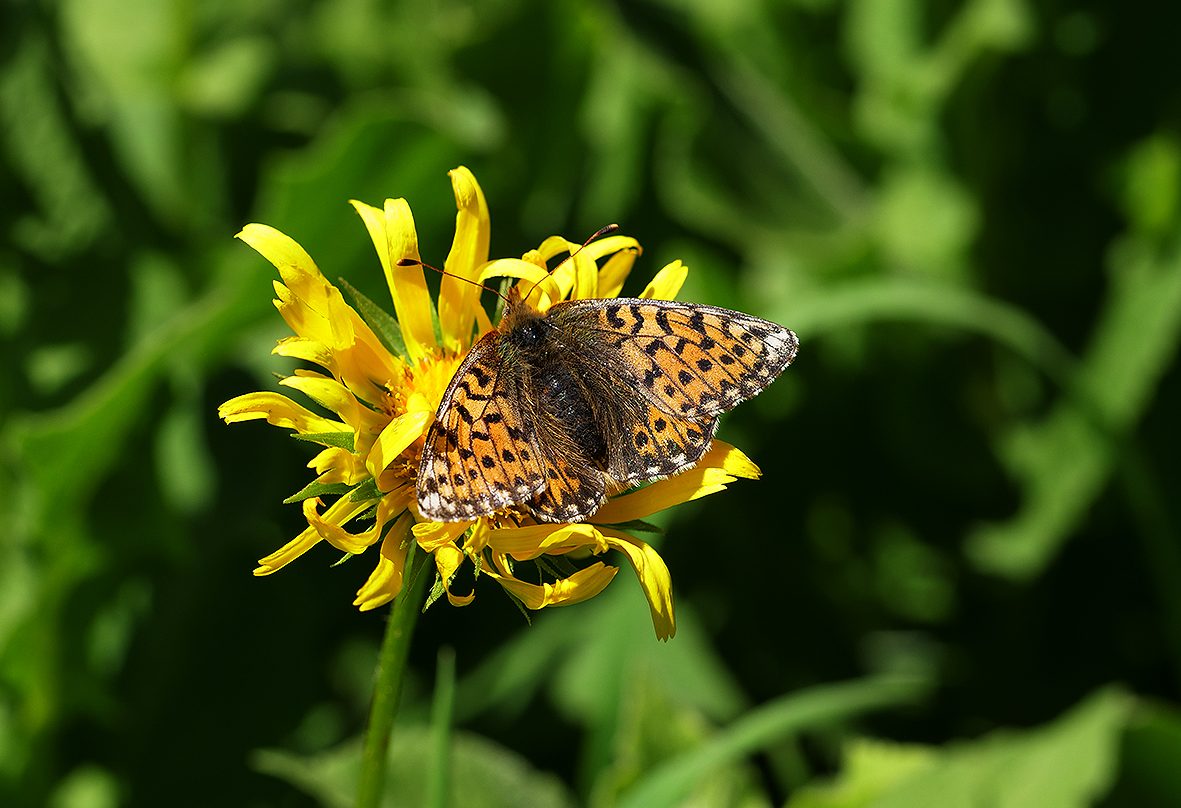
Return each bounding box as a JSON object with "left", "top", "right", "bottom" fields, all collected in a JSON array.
[{"left": 220, "top": 167, "right": 762, "bottom": 639}]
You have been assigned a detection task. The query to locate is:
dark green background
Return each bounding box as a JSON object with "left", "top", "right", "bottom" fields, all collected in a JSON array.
[{"left": 3, "top": 1, "right": 1181, "bottom": 806}]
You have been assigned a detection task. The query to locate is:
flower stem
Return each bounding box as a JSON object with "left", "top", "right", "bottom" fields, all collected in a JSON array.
[{"left": 356, "top": 541, "right": 431, "bottom": 808}]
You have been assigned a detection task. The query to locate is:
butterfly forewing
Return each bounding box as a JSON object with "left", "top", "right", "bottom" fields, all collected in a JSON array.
[
  {"left": 417, "top": 337, "right": 548, "bottom": 521},
  {"left": 552, "top": 299, "right": 799, "bottom": 419}
]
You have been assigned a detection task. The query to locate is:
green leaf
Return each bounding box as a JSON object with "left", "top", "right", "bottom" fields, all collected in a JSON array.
[
  {"left": 338, "top": 276, "right": 408, "bottom": 360},
  {"left": 292, "top": 431, "right": 356, "bottom": 451},
  {"left": 788, "top": 688, "right": 1132, "bottom": 808},
  {"left": 254, "top": 728, "right": 576, "bottom": 808},
  {"left": 616, "top": 675, "right": 930, "bottom": 808},
  {"left": 283, "top": 481, "right": 358, "bottom": 505}
]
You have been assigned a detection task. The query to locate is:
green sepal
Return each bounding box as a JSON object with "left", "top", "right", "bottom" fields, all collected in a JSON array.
[
  {"left": 348, "top": 477, "right": 382, "bottom": 502},
  {"left": 330, "top": 552, "right": 355, "bottom": 568},
  {"left": 292, "top": 430, "right": 355, "bottom": 451},
  {"left": 423, "top": 573, "right": 447, "bottom": 611},
  {"left": 283, "top": 480, "right": 359, "bottom": 504},
  {"left": 337, "top": 277, "right": 408, "bottom": 360}
]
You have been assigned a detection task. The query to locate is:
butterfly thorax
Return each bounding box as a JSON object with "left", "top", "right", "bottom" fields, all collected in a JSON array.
[{"left": 499, "top": 300, "right": 610, "bottom": 468}]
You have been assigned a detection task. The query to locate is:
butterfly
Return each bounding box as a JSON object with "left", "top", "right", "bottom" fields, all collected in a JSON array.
[{"left": 416, "top": 288, "right": 798, "bottom": 523}]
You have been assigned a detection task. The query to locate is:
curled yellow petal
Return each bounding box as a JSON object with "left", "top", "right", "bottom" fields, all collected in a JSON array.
[
  {"left": 434, "top": 543, "right": 476, "bottom": 607},
  {"left": 303, "top": 496, "right": 379, "bottom": 554},
  {"left": 489, "top": 562, "right": 619, "bottom": 609},
  {"left": 351, "top": 198, "right": 436, "bottom": 359},
  {"left": 599, "top": 528, "right": 676, "bottom": 640},
  {"left": 639, "top": 259, "right": 688, "bottom": 301},
  {"left": 354, "top": 511, "right": 414, "bottom": 611},
  {"left": 218, "top": 392, "right": 346, "bottom": 435},
  {"left": 439, "top": 167, "right": 491, "bottom": 352},
  {"left": 412, "top": 519, "right": 471, "bottom": 552},
  {"left": 486, "top": 522, "right": 608, "bottom": 560}
]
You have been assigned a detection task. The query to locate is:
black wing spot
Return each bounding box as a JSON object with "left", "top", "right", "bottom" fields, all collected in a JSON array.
[
  {"left": 699, "top": 336, "right": 715, "bottom": 349},
  {"left": 677, "top": 370, "right": 693, "bottom": 384},
  {"left": 719, "top": 354, "right": 735, "bottom": 366},
  {"left": 629, "top": 305, "right": 645, "bottom": 334},
  {"left": 481, "top": 455, "right": 496, "bottom": 468},
  {"left": 635, "top": 431, "right": 650, "bottom": 447},
  {"left": 655, "top": 309, "right": 674, "bottom": 335},
  {"left": 606, "top": 305, "right": 625, "bottom": 328},
  {"left": 452, "top": 473, "right": 465, "bottom": 486},
  {"left": 654, "top": 418, "right": 667, "bottom": 432},
  {"left": 664, "top": 384, "right": 677, "bottom": 397},
  {"left": 697, "top": 358, "right": 713, "bottom": 372},
  {"left": 502, "top": 449, "right": 516, "bottom": 462},
  {"left": 688, "top": 311, "right": 706, "bottom": 333},
  {"left": 733, "top": 344, "right": 747, "bottom": 358}
]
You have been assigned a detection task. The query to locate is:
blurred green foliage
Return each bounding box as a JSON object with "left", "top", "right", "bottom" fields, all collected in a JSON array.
[{"left": 2, "top": 0, "right": 1180, "bottom": 806}]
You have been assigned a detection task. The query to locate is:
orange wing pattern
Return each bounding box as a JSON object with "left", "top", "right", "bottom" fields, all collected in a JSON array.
[
  {"left": 553, "top": 299, "right": 798, "bottom": 419},
  {"left": 610, "top": 404, "right": 718, "bottom": 486},
  {"left": 417, "top": 335, "right": 547, "bottom": 522},
  {"left": 526, "top": 450, "right": 608, "bottom": 523}
]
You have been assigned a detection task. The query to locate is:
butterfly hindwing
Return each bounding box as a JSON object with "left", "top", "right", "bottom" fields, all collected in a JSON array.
[
  {"left": 553, "top": 298, "right": 798, "bottom": 420},
  {"left": 417, "top": 336, "right": 548, "bottom": 521},
  {"left": 609, "top": 402, "right": 718, "bottom": 486}
]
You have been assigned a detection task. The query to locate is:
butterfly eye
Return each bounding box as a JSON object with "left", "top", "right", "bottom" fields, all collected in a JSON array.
[{"left": 514, "top": 318, "right": 548, "bottom": 347}]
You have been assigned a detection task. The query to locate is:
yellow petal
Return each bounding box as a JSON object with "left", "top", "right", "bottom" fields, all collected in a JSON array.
[
  {"left": 486, "top": 522, "right": 608, "bottom": 560},
  {"left": 412, "top": 519, "right": 471, "bottom": 552},
  {"left": 592, "top": 441, "right": 760, "bottom": 523},
  {"left": 599, "top": 528, "right": 676, "bottom": 640},
  {"left": 639, "top": 259, "right": 688, "bottom": 301},
  {"left": 439, "top": 167, "right": 490, "bottom": 352},
  {"left": 583, "top": 234, "right": 641, "bottom": 262},
  {"left": 597, "top": 247, "right": 640, "bottom": 299},
  {"left": 480, "top": 259, "right": 559, "bottom": 310},
  {"left": 489, "top": 562, "right": 619, "bottom": 609},
  {"left": 365, "top": 409, "right": 432, "bottom": 478},
  {"left": 354, "top": 511, "right": 414, "bottom": 611},
  {"left": 303, "top": 496, "right": 379, "bottom": 554},
  {"left": 218, "top": 392, "right": 346, "bottom": 435},
  {"left": 280, "top": 374, "right": 363, "bottom": 432},
  {"left": 351, "top": 198, "right": 436, "bottom": 359},
  {"left": 434, "top": 543, "right": 476, "bottom": 607},
  {"left": 254, "top": 524, "right": 320, "bottom": 575},
  {"left": 307, "top": 447, "right": 369, "bottom": 485},
  {"left": 237, "top": 224, "right": 321, "bottom": 282}
]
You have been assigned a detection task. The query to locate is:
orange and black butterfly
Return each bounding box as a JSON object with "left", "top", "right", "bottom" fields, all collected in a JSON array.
[{"left": 416, "top": 289, "right": 798, "bottom": 523}]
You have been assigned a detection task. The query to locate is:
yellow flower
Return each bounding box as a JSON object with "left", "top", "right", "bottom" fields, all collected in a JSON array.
[{"left": 219, "top": 166, "right": 760, "bottom": 640}]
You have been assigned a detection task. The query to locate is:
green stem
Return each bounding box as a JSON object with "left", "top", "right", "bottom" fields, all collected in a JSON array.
[{"left": 356, "top": 541, "right": 431, "bottom": 808}]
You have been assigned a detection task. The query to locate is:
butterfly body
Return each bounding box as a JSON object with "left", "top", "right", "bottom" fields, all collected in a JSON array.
[{"left": 416, "top": 291, "right": 798, "bottom": 524}]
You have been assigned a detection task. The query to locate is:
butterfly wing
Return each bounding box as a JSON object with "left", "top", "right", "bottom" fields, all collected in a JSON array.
[
  {"left": 548, "top": 298, "right": 795, "bottom": 486},
  {"left": 417, "top": 335, "right": 549, "bottom": 522},
  {"left": 552, "top": 298, "right": 798, "bottom": 419}
]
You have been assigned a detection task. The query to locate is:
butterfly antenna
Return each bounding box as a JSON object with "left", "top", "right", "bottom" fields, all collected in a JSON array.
[
  {"left": 519, "top": 223, "right": 622, "bottom": 306},
  {"left": 396, "top": 257, "right": 510, "bottom": 306}
]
